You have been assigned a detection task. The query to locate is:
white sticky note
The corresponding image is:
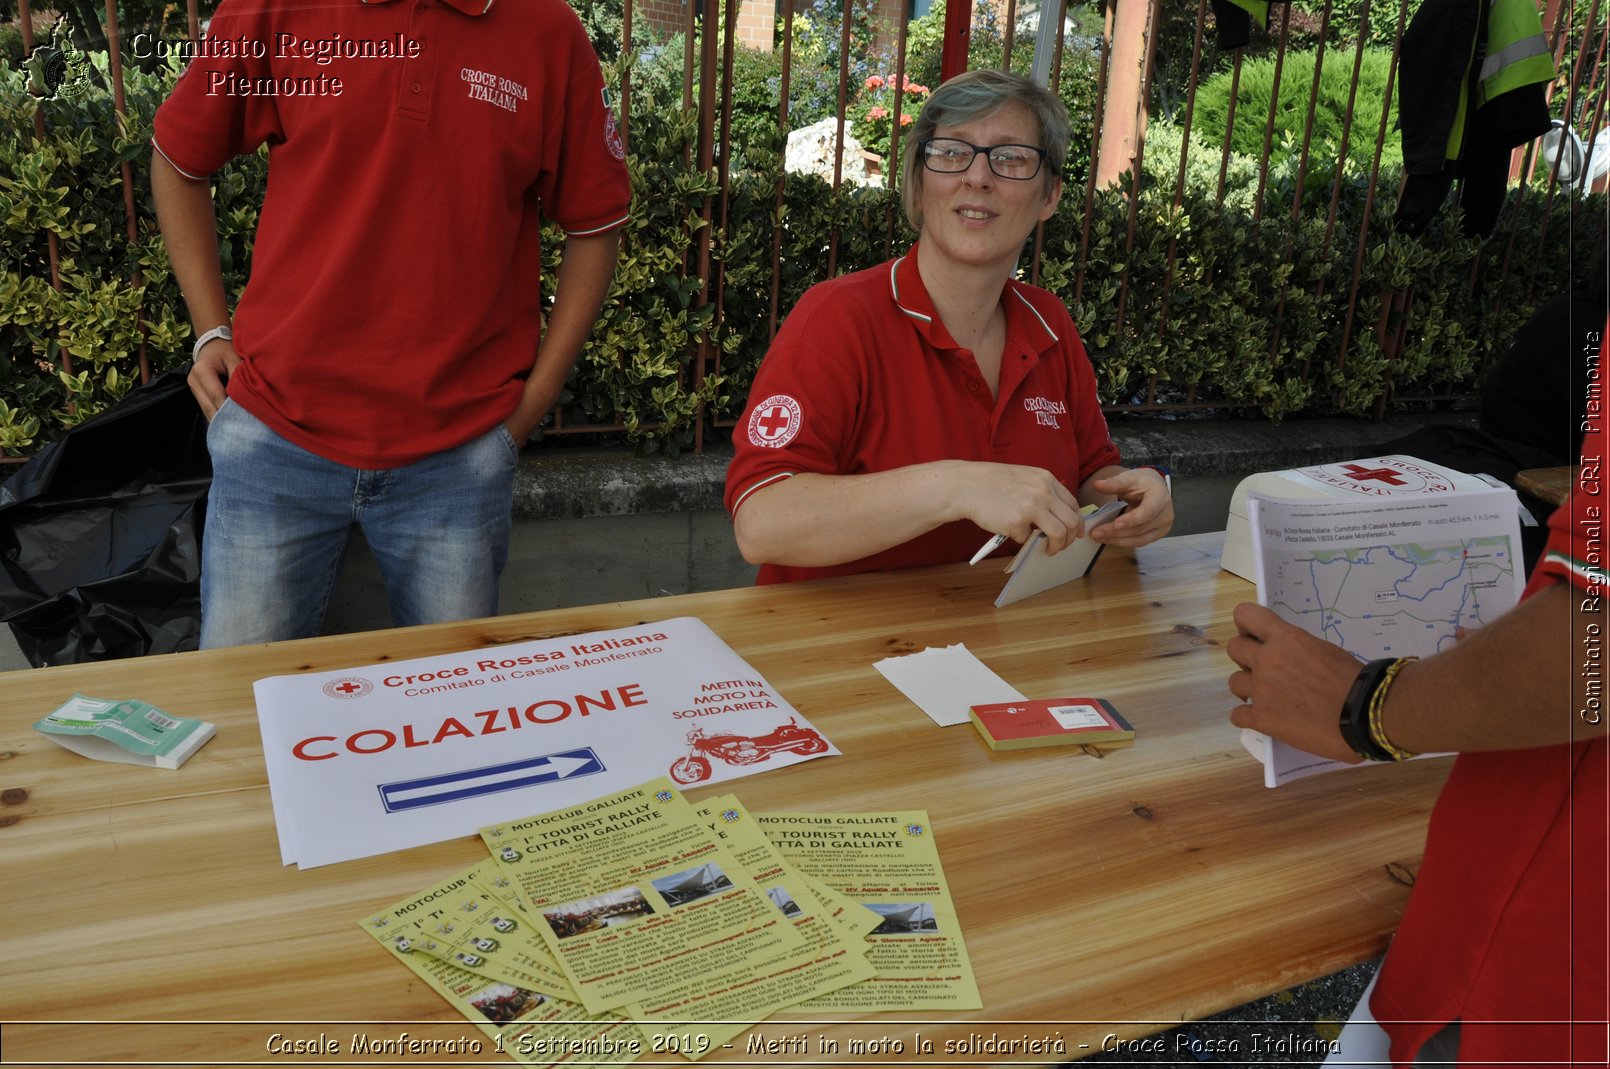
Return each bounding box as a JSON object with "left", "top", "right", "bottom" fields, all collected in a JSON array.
[{"left": 873, "top": 644, "right": 1026, "bottom": 727}]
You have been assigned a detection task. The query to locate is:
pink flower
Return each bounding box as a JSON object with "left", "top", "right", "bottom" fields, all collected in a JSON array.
[
  {"left": 899, "top": 113, "right": 914, "bottom": 125},
  {"left": 908, "top": 83, "right": 929, "bottom": 96},
  {"left": 865, "top": 75, "right": 885, "bottom": 89},
  {"left": 868, "top": 106, "right": 888, "bottom": 120}
]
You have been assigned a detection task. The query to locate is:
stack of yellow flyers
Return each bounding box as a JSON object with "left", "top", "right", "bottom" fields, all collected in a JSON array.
[{"left": 359, "top": 777, "right": 981, "bottom": 1066}]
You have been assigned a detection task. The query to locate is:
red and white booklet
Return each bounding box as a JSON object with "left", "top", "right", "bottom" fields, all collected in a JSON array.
[{"left": 968, "top": 697, "right": 1135, "bottom": 752}]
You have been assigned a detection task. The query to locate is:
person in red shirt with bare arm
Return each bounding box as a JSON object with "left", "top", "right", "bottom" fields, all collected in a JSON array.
[
  {"left": 724, "top": 69, "right": 1172, "bottom": 585},
  {"left": 151, "top": 0, "right": 630, "bottom": 647},
  {"left": 1227, "top": 369, "right": 1608, "bottom": 1066}
]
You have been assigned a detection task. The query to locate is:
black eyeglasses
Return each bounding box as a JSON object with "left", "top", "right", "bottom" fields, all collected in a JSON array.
[{"left": 919, "top": 138, "right": 1047, "bottom": 180}]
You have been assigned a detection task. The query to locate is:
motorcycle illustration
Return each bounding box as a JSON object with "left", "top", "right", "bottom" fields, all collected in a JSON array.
[{"left": 668, "top": 719, "right": 828, "bottom": 784}]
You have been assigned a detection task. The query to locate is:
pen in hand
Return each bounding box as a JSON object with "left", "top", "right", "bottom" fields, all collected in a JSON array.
[{"left": 969, "top": 533, "right": 1008, "bottom": 566}]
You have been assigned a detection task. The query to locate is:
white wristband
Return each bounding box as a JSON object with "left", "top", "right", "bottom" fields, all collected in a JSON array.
[{"left": 192, "top": 324, "right": 233, "bottom": 361}]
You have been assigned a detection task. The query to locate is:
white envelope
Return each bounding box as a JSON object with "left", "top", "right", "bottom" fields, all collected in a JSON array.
[{"left": 994, "top": 500, "right": 1127, "bottom": 608}]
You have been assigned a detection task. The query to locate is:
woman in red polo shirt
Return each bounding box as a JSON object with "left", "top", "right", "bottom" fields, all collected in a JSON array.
[{"left": 724, "top": 69, "right": 1173, "bottom": 585}]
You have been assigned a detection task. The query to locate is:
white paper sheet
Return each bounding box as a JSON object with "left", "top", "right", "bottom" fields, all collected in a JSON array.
[{"left": 872, "top": 644, "right": 1026, "bottom": 727}]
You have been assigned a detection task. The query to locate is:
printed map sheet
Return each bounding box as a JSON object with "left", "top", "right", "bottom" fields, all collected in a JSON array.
[{"left": 1243, "top": 484, "right": 1524, "bottom": 786}]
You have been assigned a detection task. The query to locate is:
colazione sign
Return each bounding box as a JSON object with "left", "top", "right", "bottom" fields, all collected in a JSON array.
[{"left": 253, "top": 617, "right": 836, "bottom": 869}]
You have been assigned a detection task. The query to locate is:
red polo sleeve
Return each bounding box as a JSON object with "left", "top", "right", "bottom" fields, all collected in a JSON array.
[
  {"left": 1528, "top": 409, "right": 1605, "bottom": 597},
  {"left": 535, "top": 4, "right": 631, "bottom": 237},
  {"left": 151, "top": 1, "right": 285, "bottom": 178},
  {"left": 724, "top": 285, "right": 862, "bottom": 517}
]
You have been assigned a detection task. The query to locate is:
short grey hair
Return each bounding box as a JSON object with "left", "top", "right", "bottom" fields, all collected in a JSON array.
[{"left": 900, "top": 68, "right": 1071, "bottom": 231}]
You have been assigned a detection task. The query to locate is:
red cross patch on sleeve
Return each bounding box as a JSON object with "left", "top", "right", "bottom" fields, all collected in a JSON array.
[
  {"left": 602, "top": 88, "right": 625, "bottom": 160},
  {"left": 747, "top": 394, "right": 803, "bottom": 448}
]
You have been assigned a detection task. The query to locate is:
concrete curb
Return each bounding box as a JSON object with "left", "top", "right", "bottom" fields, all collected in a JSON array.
[{"left": 512, "top": 411, "right": 1478, "bottom": 521}]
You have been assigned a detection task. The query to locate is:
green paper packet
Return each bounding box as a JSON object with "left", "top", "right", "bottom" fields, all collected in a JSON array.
[{"left": 34, "top": 694, "right": 216, "bottom": 770}]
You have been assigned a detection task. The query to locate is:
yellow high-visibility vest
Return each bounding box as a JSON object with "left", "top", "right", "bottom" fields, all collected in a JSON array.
[
  {"left": 1476, "top": 0, "right": 1555, "bottom": 108},
  {"left": 1446, "top": 0, "right": 1556, "bottom": 159}
]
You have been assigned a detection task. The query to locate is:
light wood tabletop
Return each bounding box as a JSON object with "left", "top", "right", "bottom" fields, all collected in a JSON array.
[
  {"left": 0, "top": 532, "right": 1451, "bottom": 1065},
  {"left": 1516, "top": 466, "right": 1577, "bottom": 508}
]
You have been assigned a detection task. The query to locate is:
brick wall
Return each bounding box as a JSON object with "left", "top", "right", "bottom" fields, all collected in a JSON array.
[
  {"left": 635, "top": 0, "right": 776, "bottom": 50},
  {"left": 633, "top": 0, "right": 775, "bottom": 49},
  {"left": 870, "top": 0, "right": 907, "bottom": 48},
  {"left": 634, "top": 0, "right": 693, "bottom": 41},
  {"left": 735, "top": 1, "right": 776, "bottom": 48}
]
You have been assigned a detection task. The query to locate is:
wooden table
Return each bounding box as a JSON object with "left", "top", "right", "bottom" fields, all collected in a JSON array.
[
  {"left": 0, "top": 533, "right": 1451, "bottom": 1065},
  {"left": 1517, "top": 466, "right": 1577, "bottom": 508}
]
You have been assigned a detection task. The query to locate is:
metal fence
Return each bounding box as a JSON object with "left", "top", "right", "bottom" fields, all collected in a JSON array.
[
  {"left": 8, "top": 0, "right": 1607, "bottom": 456},
  {"left": 531, "top": 0, "right": 1609, "bottom": 443}
]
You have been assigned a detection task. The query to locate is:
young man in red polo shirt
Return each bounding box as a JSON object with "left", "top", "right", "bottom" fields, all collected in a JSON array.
[
  {"left": 150, "top": 0, "right": 630, "bottom": 646},
  {"left": 1227, "top": 382, "right": 1608, "bottom": 1064}
]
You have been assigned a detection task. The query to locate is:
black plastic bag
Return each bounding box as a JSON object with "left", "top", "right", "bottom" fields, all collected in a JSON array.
[{"left": 0, "top": 369, "right": 210, "bottom": 666}]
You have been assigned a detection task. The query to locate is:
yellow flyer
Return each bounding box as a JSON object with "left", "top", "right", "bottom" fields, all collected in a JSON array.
[
  {"left": 361, "top": 862, "right": 577, "bottom": 1000},
  {"left": 620, "top": 796, "right": 876, "bottom": 1056},
  {"left": 480, "top": 779, "right": 804, "bottom": 1014},
  {"left": 357, "top": 904, "right": 633, "bottom": 1067},
  {"left": 698, "top": 795, "right": 877, "bottom": 941},
  {"left": 812, "top": 877, "right": 884, "bottom": 944},
  {"left": 757, "top": 811, "right": 983, "bottom": 1011}
]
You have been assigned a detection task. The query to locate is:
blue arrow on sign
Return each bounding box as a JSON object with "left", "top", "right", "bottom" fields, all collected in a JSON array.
[{"left": 377, "top": 748, "right": 606, "bottom": 812}]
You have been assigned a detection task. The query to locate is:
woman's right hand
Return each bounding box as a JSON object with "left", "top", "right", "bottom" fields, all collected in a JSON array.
[{"left": 946, "top": 461, "right": 1087, "bottom": 555}]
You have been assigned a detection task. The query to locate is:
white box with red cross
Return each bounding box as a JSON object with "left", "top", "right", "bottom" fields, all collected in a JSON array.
[{"left": 1219, "top": 455, "right": 1495, "bottom": 582}]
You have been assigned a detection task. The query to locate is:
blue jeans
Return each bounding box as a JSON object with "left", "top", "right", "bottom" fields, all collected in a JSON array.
[{"left": 200, "top": 400, "right": 516, "bottom": 648}]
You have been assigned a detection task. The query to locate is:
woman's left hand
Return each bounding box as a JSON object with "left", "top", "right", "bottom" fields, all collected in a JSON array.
[{"left": 1085, "top": 467, "right": 1175, "bottom": 547}]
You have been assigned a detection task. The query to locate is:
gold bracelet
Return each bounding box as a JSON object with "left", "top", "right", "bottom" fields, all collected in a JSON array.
[{"left": 1366, "top": 656, "right": 1418, "bottom": 761}]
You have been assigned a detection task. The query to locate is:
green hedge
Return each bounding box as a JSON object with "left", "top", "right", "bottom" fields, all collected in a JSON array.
[
  {"left": 1189, "top": 48, "right": 1402, "bottom": 180},
  {"left": 1052, "top": 174, "right": 1591, "bottom": 422},
  {"left": 1, "top": 22, "right": 1603, "bottom": 458}
]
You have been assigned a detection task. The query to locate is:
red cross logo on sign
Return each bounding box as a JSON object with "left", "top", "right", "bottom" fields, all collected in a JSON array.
[
  {"left": 1338, "top": 463, "right": 1407, "bottom": 486},
  {"left": 322, "top": 677, "right": 373, "bottom": 700},
  {"left": 1299, "top": 456, "right": 1452, "bottom": 496},
  {"left": 747, "top": 394, "right": 803, "bottom": 448}
]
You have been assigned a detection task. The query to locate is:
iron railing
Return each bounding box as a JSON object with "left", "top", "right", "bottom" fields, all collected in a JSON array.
[{"left": 7, "top": 0, "right": 1606, "bottom": 457}]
